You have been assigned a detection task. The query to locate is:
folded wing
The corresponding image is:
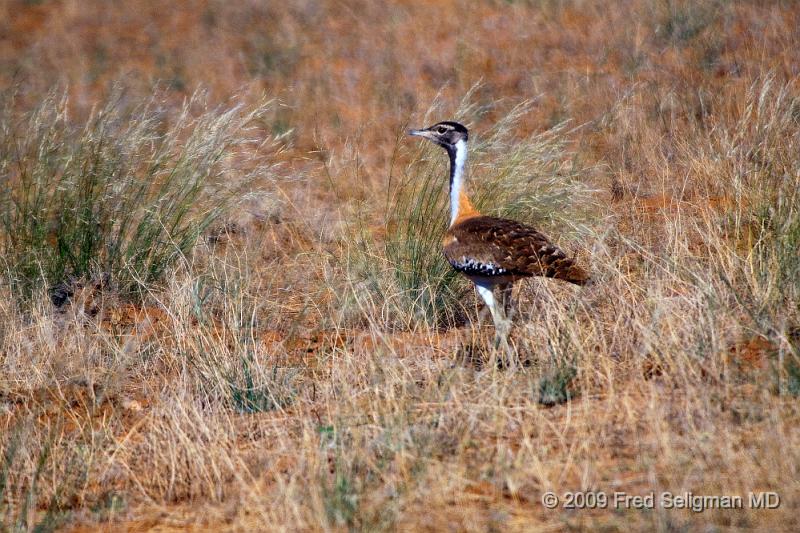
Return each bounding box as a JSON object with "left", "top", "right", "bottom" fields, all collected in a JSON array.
[{"left": 444, "top": 216, "right": 589, "bottom": 285}]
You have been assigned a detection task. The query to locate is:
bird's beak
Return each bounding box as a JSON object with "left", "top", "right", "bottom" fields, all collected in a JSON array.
[{"left": 408, "top": 128, "right": 434, "bottom": 140}]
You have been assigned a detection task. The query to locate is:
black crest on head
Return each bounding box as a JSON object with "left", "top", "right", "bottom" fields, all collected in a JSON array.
[
  {"left": 408, "top": 120, "right": 470, "bottom": 150},
  {"left": 434, "top": 121, "right": 469, "bottom": 140}
]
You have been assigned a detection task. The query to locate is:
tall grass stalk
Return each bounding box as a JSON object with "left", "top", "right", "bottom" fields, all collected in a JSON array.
[{"left": 0, "top": 89, "right": 277, "bottom": 301}]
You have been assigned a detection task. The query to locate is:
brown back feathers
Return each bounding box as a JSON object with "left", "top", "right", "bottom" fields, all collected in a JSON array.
[{"left": 443, "top": 215, "right": 590, "bottom": 285}]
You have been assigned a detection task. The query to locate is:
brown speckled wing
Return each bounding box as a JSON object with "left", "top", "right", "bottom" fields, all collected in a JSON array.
[{"left": 443, "top": 216, "right": 589, "bottom": 285}]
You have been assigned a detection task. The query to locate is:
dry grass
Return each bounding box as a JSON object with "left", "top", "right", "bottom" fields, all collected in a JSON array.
[{"left": 1, "top": 0, "right": 800, "bottom": 531}]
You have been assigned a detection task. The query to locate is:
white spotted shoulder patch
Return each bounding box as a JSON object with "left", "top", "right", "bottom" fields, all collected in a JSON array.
[{"left": 448, "top": 255, "right": 508, "bottom": 276}]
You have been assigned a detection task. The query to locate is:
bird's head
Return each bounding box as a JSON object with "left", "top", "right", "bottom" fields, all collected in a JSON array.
[{"left": 408, "top": 121, "right": 469, "bottom": 152}]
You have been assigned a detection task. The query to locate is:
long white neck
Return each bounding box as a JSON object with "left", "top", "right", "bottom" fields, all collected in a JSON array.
[{"left": 449, "top": 139, "right": 468, "bottom": 226}]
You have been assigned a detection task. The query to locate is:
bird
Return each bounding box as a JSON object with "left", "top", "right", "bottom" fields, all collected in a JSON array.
[{"left": 408, "top": 120, "right": 589, "bottom": 365}]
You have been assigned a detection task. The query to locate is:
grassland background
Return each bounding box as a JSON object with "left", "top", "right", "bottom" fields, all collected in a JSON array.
[{"left": 1, "top": 0, "right": 799, "bottom": 531}]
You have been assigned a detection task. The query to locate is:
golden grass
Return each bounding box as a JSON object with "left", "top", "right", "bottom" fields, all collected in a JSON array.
[{"left": 1, "top": 0, "right": 800, "bottom": 531}]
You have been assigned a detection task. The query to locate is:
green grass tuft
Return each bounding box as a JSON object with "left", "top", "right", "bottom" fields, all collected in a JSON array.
[
  {"left": 227, "top": 353, "right": 296, "bottom": 413},
  {"left": 0, "top": 88, "right": 275, "bottom": 302}
]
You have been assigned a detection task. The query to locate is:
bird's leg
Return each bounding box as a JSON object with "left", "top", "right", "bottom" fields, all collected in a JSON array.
[
  {"left": 493, "top": 306, "right": 515, "bottom": 370},
  {"left": 476, "top": 302, "right": 492, "bottom": 326},
  {"left": 494, "top": 282, "right": 517, "bottom": 368},
  {"left": 498, "top": 282, "right": 516, "bottom": 322},
  {"left": 475, "top": 283, "right": 516, "bottom": 370}
]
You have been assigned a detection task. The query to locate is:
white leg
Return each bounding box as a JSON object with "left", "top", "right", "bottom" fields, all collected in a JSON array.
[
  {"left": 475, "top": 283, "right": 500, "bottom": 325},
  {"left": 499, "top": 283, "right": 515, "bottom": 321},
  {"left": 476, "top": 303, "right": 491, "bottom": 325},
  {"left": 475, "top": 282, "right": 515, "bottom": 368}
]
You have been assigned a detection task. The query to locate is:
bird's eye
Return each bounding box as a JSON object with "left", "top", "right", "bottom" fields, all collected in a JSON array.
[{"left": 436, "top": 126, "right": 447, "bottom": 134}]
